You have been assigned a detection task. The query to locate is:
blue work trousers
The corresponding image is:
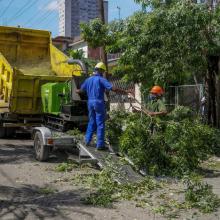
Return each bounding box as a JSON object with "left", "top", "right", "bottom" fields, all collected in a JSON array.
[{"left": 85, "top": 100, "right": 105, "bottom": 148}]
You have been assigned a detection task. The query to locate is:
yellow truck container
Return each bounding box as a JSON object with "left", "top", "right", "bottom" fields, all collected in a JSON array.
[
  {"left": 0, "top": 26, "right": 82, "bottom": 133},
  {"left": 0, "top": 26, "right": 81, "bottom": 117}
]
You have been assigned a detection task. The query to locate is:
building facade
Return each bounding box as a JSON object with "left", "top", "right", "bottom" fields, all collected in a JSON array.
[
  {"left": 58, "top": 0, "right": 108, "bottom": 37},
  {"left": 69, "top": 37, "right": 102, "bottom": 60},
  {"left": 52, "top": 36, "right": 73, "bottom": 52}
]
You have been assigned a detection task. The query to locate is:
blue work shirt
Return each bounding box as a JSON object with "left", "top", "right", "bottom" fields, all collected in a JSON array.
[{"left": 80, "top": 73, "right": 113, "bottom": 101}]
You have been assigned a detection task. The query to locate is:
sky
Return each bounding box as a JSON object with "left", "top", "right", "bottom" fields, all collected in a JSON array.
[{"left": 0, "top": 0, "right": 141, "bottom": 36}]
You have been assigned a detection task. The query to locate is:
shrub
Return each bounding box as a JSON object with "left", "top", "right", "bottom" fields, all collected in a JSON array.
[
  {"left": 164, "top": 119, "right": 215, "bottom": 176},
  {"left": 119, "top": 116, "right": 171, "bottom": 175},
  {"left": 184, "top": 174, "right": 220, "bottom": 213},
  {"left": 107, "top": 108, "right": 219, "bottom": 177},
  {"left": 105, "top": 110, "right": 130, "bottom": 151}
]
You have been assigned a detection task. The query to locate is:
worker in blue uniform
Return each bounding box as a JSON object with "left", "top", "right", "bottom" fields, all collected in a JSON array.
[{"left": 76, "top": 62, "right": 128, "bottom": 150}]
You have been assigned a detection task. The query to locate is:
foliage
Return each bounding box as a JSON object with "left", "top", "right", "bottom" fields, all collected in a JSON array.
[
  {"left": 72, "top": 159, "right": 220, "bottom": 216},
  {"left": 67, "top": 128, "right": 84, "bottom": 140},
  {"left": 73, "top": 158, "right": 160, "bottom": 207},
  {"left": 80, "top": 19, "right": 125, "bottom": 50},
  {"left": 119, "top": 115, "right": 170, "bottom": 175},
  {"left": 82, "top": 164, "right": 117, "bottom": 207},
  {"left": 55, "top": 160, "right": 79, "bottom": 172},
  {"left": 163, "top": 119, "right": 215, "bottom": 176},
  {"left": 106, "top": 109, "right": 220, "bottom": 177},
  {"left": 67, "top": 120, "right": 220, "bottom": 215},
  {"left": 167, "top": 105, "right": 194, "bottom": 121},
  {"left": 67, "top": 49, "right": 85, "bottom": 60},
  {"left": 80, "top": 18, "right": 128, "bottom": 77},
  {"left": 184, "top": 174, "right": 220, "bottom": 213},
  {"left": 119, "top": 3, "right": 219, "bottom": 85},
  {"left": 134, "top": 0, "right": 180, "bottom": 9},
  {"left": 105, "top": 110, "right": 130, "bottom": 147},
  {"left": 39, "top": 187, "right": 56, "bottom": 195},
  {"left": 67, "top": 49, "right": 97, "bottom": 75},
  {"left": 80, "top": 1, "right": 220, "bottom": 127},
  {"left": 80, "top": 19, "right": 109, "bottom": 48},
  {"left": 81, "top": 1, "right": 220, "bottom": 87}
]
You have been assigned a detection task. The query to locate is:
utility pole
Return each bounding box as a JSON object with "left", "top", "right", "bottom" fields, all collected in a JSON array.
[
  {"left": 117, "top": 6, "right": 121, "bottom": 20},
  {"left": 98, "top": 0, "right": 108, "bottom": 78}
]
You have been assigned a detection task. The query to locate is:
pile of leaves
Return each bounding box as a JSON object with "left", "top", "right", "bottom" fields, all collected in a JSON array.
[
  {"left": 106, "top": 107, "right": 220, "bottom": 177},
  {"left": 72, "top": 158, "right": 161, "bottom": 207},
  {"left": 55, "top": 160, "right": 79, "bottom": 172},
  {"left": 71, "top": 159, "right": 220, "bottom": 217},
  {"left": 63, "top": 109, "right": 220, "bottom": 216},
  {"left": 183, "top": 174, "right": 220, "bottom": 213}
]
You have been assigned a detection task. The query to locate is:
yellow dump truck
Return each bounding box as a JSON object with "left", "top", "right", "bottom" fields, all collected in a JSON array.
[{"left": 0, "top": 26, "right": 82, "bottom": 137}]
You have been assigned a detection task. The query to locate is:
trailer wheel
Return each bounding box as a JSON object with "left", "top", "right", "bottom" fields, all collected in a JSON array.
[
  {"left": 34, "top": 131, "right": 50, "bottom": 162},
  {"left": 0, "top": 127, "right": 6, "bottom": 138}
]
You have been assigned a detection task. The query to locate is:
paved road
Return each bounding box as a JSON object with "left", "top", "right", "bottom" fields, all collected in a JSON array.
[{"left": 0, "top": 137, "right": 157, "bottom": 220}]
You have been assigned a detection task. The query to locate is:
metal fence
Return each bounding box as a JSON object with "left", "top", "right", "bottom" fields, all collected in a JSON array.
[
  {"left": 107, "top": 79, "right": 204, "bottom": 113},
  {"left": 166, "top": 84, "right": 204, "bottom": 112},
  {"left": 109, "top": 77, "right": 135, "bottom": 103}
]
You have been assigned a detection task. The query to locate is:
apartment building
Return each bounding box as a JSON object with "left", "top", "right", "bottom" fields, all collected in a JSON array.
[{"left": 58, "top": 0, "right": 108, "bottom": 37}]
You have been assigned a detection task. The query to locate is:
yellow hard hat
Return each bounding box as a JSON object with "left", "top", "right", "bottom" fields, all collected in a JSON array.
[{"left": 95, "top": 62, "right": 106, "bottom": 71}]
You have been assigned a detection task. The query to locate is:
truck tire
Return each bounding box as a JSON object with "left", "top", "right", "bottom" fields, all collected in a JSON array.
[
  {"left": 34, "top": 131, "right": 50, "bottom": 162},
  {"left": 0, "top": 127, "right": 6, "bottom": 138},
  {"left": 6, "top": 128, "right": 16, "bottom": 138}
]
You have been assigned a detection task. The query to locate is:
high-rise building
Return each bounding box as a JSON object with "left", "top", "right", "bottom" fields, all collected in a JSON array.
[{"left": 58, "top": 0, "right": 108, "bottom": 37}]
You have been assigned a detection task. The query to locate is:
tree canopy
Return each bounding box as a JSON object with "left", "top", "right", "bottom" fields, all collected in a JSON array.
[
  {"left": 81, "top": 1, "right": 220, "bottom": 87},
  {"left": 119, "top": 3, "right": 220, "bottom": 86},
  {"left": 80, "top": 0, "right": 220, "bottom": 126}
]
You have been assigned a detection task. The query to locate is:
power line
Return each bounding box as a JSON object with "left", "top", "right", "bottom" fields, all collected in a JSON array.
[
  {"left": 40, "top": 12, "right": 57, "bottom": 28},
  {"left": 9, "top": 0, "right": 32, "bottom": 20},
  {"left": 0, "top": 1, "right": 4, "bottom": 17},
  {"left": 0, "top": 0, "right": 15, "bottom": 18},
  {"left": 38, "top": 10, "right": 57, "bottom": 26},
  {"left": 29, "top": 10, "right": 56, "bottom": 27},
  {"left": 7, "top": 0, "right": 36, "bottom": 23},
  {"left": 23, "top": 2, "right": 48, "bottom": 26},
  {"left": 0, "top": 0, "right": 7, "bottom": 15},
  {"left": 24, "top": 1, "right": 56, "bottom": 27}
]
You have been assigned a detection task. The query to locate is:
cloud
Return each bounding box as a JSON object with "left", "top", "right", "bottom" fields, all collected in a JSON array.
[{"left": 45, "top": 0, "right": 58, "bottom": 11}]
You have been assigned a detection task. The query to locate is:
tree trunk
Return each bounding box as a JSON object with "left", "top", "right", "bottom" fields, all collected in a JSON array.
[
  {"left": 206, "top": 55, "right": 219, "bottom": 127},
  {"left": 216, "top": 69, "right": 220, "bottom": 128}
]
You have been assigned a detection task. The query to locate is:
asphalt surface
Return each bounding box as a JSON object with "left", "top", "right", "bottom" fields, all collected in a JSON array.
[
  {"left": 0, "top": 136, "right": 158, "bottom": 220},
  {"left": 1, "top": 136, "right": 220, "bottom": 220}
]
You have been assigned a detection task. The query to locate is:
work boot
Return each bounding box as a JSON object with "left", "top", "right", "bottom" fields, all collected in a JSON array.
[{"left": 85, "top": 143, "right": 90, "bottom": 147}]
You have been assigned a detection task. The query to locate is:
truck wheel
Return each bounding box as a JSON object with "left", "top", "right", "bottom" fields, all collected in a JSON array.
[
  {"left": 0, "top": 127, "right": 6, "bottom": 138},
  {"left": 34, "top": 131, "right": 50, "bottom": 162},
  {"left": 6, "top": 128, "right": 16, "bottom": 138}
]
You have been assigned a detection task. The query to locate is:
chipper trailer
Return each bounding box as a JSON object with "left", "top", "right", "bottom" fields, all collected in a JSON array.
[{"left": 32, "top": 58, "right": 143, "bottom": 184}]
